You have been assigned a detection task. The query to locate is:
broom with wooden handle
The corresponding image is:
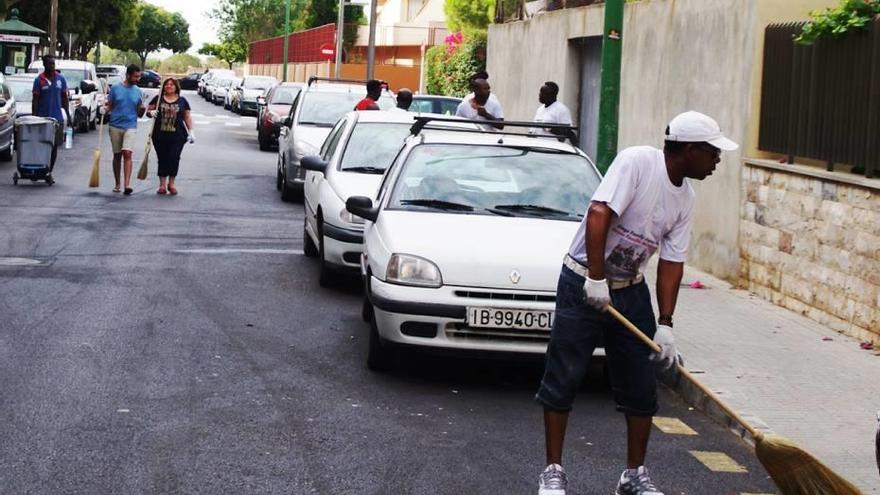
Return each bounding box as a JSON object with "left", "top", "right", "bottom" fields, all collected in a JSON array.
[
  {"left": 137, "top": 110, "right": 156, "bottom": 181},
  {"left": 605, "top": 305, "right": 863, "bottom": 495},
  {"left": 88, "top": 116, "right": 104, "bottom": 187}
]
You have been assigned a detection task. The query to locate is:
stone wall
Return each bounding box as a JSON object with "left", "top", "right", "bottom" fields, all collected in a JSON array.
[{"left": 740, "top": 159, "right": 880, "bottom": 343}]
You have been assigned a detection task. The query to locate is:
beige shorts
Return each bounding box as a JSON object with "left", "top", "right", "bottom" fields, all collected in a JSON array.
[{"left": 109, "top": 127, "right": 137, "bottom": 154}]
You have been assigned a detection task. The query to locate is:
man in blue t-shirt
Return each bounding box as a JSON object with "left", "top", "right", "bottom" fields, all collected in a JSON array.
[
  {"left": 106, "top": 64, "right": 145, "bottom": 195},
  {"left": 31, "top": 55, "right": 72, "bottom": 170}
]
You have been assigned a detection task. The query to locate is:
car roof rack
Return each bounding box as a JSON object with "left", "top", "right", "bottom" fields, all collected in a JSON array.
[{"left": 409, "top": 116, "right": 579, "bottom": 144}]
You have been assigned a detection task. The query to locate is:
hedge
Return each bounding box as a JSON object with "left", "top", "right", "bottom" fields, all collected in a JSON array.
[{"left": 425, "top": 29, "right": 487, "bottom": 97}]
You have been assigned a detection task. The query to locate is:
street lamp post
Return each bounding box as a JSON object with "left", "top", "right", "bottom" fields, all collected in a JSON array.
[
  {"left": 49, "top": 0, "right": 58, "bottom": 56},
  {"left": 334, "top": 0, "right": 345, "bottom": 78},
  {"left": 283, "top": 0, "right": 291, "bottom": 82},
  {"left": 366, "top": 0, "right": 378, "bottom": 80}
]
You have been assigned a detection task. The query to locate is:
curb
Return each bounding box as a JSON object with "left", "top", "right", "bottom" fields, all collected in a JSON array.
[{"left": 659, "top": 369, "right": 773, "bottom": 448}]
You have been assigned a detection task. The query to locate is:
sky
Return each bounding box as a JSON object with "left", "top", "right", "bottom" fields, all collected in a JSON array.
[{"left": 143, "top": 0, "right": 221, "bottom": 58}]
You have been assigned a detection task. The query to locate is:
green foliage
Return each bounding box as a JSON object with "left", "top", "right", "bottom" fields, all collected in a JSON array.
[
  {"left": 199, "top": 41, "right": 247, "bottom": 69},
  {"left": 444, "top": 0, "right": 494, "bottom": 31},
  {"left": 113, "top": 2, "right": 192, "bottom": 66},
  {"left": 157, "top": 53, "right": 202, "bottom": 74},
  {"left": 16, "top": 0, "right": 139, "bottom": 58},
  {"left": 87, "top": 46, "right": 141, "bottom": 66},
  {"left": 796, "top": 0, "right": 880, "bottom": 44},
  {"left": 425, "top": 29, "right": 487, "bottom": 97}
]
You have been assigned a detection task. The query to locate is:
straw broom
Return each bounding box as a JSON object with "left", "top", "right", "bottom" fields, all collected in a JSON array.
[
  {"left": 605, "top": 305, "right": 864, "bottom": 495},
  {"left": 137, "top": 111, "right": 156, "bottom": 181},
  {"left": 88, "top": 115, "right": 104, "bottom": 187}
]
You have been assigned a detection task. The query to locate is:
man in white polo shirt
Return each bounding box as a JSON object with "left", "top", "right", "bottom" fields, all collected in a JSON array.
[
  {"left": 529, "top": 81, "right": 572, "bottom": 137},
  {"left": 534, "top": 111, "right": 738, "bottom": 495},
  {"left": 455, "top": 76, "right": 504, "bottom": 130}
]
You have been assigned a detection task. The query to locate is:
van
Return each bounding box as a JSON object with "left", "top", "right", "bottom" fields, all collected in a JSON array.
[{"left": 28, "top": 59, "right": 100, "bottom": 133}]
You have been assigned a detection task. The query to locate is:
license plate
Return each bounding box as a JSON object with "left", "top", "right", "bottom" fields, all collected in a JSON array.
[{"left": 466, "top": 307, "right": 554, "bottom": 330}]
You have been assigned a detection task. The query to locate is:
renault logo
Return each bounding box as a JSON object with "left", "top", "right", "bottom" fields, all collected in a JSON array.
[{"left": 510, "top": 270, "right": 521, "bottom": 284}]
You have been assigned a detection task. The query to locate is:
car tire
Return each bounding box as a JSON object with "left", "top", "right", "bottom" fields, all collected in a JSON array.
[
  {"left": 303, "top": 216, "right": 318, "bottom": 257},
  {"left": 259, "top": 132, "right": 269, "bottom": 152},
  {"left": 78, "top": 116, "right": 89, "bottom": 134},
  {"left": 0, "top": 141, "right": 13, "bottom": 162},
  {"left": 367, "top": 309, "right": 395, "bottom": 372},
  {"left": 276, "top": 162, "right": 283, "bottom": 191},
  {"left": 280, "top": 169, "right": 300, "bottom": 202}
]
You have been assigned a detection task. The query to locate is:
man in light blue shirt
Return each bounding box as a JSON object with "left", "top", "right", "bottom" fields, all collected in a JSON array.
[{"left": 106, "top": 64, "right": 145, "bottom": 194}]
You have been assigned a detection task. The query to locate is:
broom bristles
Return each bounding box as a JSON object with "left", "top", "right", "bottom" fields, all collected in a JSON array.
[
  {"left": 137, "top": 154, "right": 148, "bottom": 181},
  {"left": 756, "top": 433, "right": 863, "bottom": 495},
  {"left": 88, "top": 149, "right": 100, "bottom": 188}
]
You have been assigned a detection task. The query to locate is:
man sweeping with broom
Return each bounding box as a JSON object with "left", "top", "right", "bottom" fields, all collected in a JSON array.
[
  {"left": 535, "top": 111, "right": 737, "bottom": 495},
  {"left": 105, "top": 64, "right": 145, "bottom": 195}
]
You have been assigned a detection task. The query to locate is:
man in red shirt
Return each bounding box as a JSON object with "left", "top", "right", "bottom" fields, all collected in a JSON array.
[{"left": 354, "top": 80, "right": 383, "bottom": 111}]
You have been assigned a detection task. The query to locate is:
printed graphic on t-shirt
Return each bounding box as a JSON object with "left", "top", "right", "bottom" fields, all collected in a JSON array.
[
  {"left": 160, "top": 102, "right": 179, "bottom": 133},
  {"left": 605, "top": 224, "right": 658, "bottom": 279}
]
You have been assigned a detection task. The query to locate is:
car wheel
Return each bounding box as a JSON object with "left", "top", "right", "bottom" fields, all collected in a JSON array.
[
  {"left": 367, "top": 309, "right": 395, "bottom": 371},
  {"left": 361, "top": 296, "right": 373, "bottom": 323},
  {"left": 280, "top": 169, "right": 300, "bottom": 202},
  {"left": 78, "top": 116, "right": 89, "bottom": 133},
  {"left": 259, "top": 132, "right": 269, "bottom": 152},
  {"left": 0, "top": 139, "right": 13, "bottom": 162},
  {"left": 317, "top": 222, "right": 336, "bottom": 288},
  {"left": 276, "top": 160, "right": 283, "bottom": 191},
  {"left": 303, "top": 216, "right": 318, "bottom": 257}
]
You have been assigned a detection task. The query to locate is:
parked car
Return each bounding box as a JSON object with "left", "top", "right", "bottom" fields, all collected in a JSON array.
[
  {"left": 257, "top": 82, "right": 302, "bottom": 151},
  {"left": 409, "top": 95, "right": 462, "bottom": 115},
  {"left": 300, "top": 111, "right": 456, "bottom": 286},
  {"left": 178, "top": 72, "right": 201, "bottom": 91},
  {"left": 345, "top": 117, "right": 599, "bottom": 369},
  {"left": 0, "top": 79, "right": 16, "bottom": 161},
  {"left": 104, "top": 75, "right": 123, "bottom": 88},
  {"left": 6, "top": 74, "right": 34, "bottom": 118},
  {"left": 212, "top": 78, "right": 234, "bottom": 106},
  {"left": 138, "top": 69, "right": 161, "bottom": 88},
  {"left": 28, "top": 59, "right": 99, "bottom": 133},
  {"left": 277, "top": 77, "right": 395, "bottom": 202},
  {"left": 223, "top": 78, "right": 242, "bottom": 110},
  {"left": 199, "top": 69, "right": 235, "bottom": 99},
  {"left": 96, "top": 64, "right": 126, "bottom": 78},
  {"left": 234, "top": 75, "right": 277, "bottom": 115}
]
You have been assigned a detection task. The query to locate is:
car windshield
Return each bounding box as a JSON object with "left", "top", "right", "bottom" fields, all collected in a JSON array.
[
  {"left": 7, "top": 79, "right": 33, "bottom": 103},
  {"left": 339, "top": 123, "right": 411, "bottom": 173},
  {"left": 270, "top": 87, "right": 299, "bottom": 105},
  {"left": 298, "top": 91, "right": 394, "bottom": 126},
  {"left": 57, "top": 69, "right": 85, "bottom": 88},
  {"left": 388, "top": 144, "right": 599, "bottom": 220},
  {"left": 244, "top": 78, "right": 274, "bottom": 90}
]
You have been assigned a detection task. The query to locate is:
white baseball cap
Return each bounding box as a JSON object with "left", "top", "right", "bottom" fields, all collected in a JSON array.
[{"left": 665, "top": 111, "right": 739, "bottom": 151}]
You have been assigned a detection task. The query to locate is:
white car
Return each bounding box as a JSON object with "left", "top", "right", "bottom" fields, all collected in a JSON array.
[
  {"left": 212, "top": 78, "right": 234, "bottom": 105},
  {"left": 300, "top": 111, "right": 471, "bottom": 286},
  {"left": 345, "top": 118, "right": 601, "bottom": 370}
]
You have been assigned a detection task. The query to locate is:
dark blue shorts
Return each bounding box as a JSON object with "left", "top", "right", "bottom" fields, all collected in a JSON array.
[{"left": 535, "top": 265, "right": 659, "bottom": 416}]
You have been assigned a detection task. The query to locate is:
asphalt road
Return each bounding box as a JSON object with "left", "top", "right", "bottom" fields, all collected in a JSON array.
[{"left": 0, "top": 91, "right": 778, "bottom": 494}]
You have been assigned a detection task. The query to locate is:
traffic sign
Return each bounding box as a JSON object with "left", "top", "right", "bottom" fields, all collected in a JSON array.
[{"left": 319, "top": 43, "right": 335, "bottom": 61}]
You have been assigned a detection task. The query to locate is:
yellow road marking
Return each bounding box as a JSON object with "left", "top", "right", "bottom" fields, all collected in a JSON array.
[
  {"left": 689, "top": 451, "right": 748, "bottom": 473},
  {"left": 652, "top": 416, "right": 698, "bottom": 435}
]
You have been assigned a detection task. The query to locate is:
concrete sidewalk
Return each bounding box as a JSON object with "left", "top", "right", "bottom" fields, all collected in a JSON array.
[{"left": 645, "top": 260, "right": 880, "bottom": 493}]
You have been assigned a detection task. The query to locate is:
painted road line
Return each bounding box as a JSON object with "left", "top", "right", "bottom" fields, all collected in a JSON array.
[
  {"left": 0, "top": 257, "right": 48, "bottom": 266},
  {"left": 194, "top": 120, "right": 211, "bottom": 125},
  {"left": 174, "top": 248, "right": 302, "bottom": 255},
  {"left": 224, "top": 122, "right": 242, "bottom": 127},
  {"left": 689, "top": 451, "right": 748, "bottom": 473},
  {"left": 652, "top": 417, "right": 698, "bottom": 435}
]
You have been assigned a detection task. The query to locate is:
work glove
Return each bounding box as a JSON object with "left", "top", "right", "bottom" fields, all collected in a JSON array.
[
  {"left": 146, "top": 110, "right": 156, "bottom": 118},
  {"left": 651, "top": 325, "right": 683, "bottom": 370},
  {"left": 583, "top": 277, "right": 611, "bottom": 310}
]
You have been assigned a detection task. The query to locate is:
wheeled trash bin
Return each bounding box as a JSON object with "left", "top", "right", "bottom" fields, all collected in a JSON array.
[{"left": 13, "top": 116, "right": 59, "bottom": 186}]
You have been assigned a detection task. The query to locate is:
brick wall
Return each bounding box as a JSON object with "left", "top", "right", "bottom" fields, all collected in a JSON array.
[{"left": 740, "top": 160, "right": 880, "bottom": 343}]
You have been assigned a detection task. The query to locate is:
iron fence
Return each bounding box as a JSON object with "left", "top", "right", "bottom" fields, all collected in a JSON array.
[{"left": 759, "top": 20, "right": 880, "bottom": 179}]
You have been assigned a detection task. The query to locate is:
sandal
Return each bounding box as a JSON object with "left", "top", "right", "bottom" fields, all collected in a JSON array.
[
  {"left": 124, "top": 187, "right": 133, "bottom": 195},
  {"left": 168, "top": 185, "right": 177, "bottom": 195},
  {"left": 157, "top": 186, "right": 167, "bottom": 195},
  {"left": 113, "top": 186, "right": 121, "bottom": 193}
]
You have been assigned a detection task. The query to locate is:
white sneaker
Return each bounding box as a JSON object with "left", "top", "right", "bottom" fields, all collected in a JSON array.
[
  {"left": 538, "top": 463, "right": 567, "bottom": 495},
  {"left": 615, "top": 466, "right": 664, "bottom": 495}
]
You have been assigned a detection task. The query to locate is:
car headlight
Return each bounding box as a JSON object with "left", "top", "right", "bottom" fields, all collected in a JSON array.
[
  {"left": 386, "top": 254, "right": 442, "bottom": 288},
  {"left": 339, "top": 208, "right": 365, "bottom": 225}
]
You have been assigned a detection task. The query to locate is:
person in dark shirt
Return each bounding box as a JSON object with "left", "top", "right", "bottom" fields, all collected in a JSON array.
[{"left": 31, "top": 55, "right": 72, "bottom": 170}]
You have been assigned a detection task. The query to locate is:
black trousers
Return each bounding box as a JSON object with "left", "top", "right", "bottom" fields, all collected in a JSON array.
[{"left": 152, "top": 132, "right": 186, "bottom": 177}]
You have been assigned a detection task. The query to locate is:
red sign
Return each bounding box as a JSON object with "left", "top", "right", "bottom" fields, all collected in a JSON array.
[{"left": 319, "top": 43, "right": 336, "bottom": 61}]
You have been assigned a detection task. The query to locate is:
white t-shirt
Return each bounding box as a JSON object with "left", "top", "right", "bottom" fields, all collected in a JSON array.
[
  {"left": 568, "top": 146, "right": 695, "bottom": 280},
  {"left": 455, "top": 93, "right": 504, "bottom": 130},
  {"left": 529, "top": 101, "right": 572, "bottom": 135}
]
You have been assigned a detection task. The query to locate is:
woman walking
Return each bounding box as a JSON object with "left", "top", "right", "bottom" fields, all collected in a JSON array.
[{"left": 147, "top": 78, "right": 193, "bottom": 195}]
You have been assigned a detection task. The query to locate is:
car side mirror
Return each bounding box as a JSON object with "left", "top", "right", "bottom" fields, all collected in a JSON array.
[
  {"left": 346, "top": 196, "right": 379, "bottom": 223},
  {"left": 257, "top": 96, "right": 266, "bottom": 105},
  {"left": 301, "top": 155, "right": 328, "bottom": 174},
  {"left": 81, "top": 80, "right": 97, "bottom": 94}
]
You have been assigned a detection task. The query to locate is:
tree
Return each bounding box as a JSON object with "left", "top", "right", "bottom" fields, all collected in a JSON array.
[
  {"left": 199, "top": 41, "right": 247, "bottom": 69},
  {"left": 444, "top": 0, "right": 494, "bottom": 32},
  {"left": 16, "top": 0, "right": 139, "bottom": 59},
  {"left": 158, "top": 53, "right": 202, "bottom": 74},
  {"left": 115, "top": 2, "right": 192, "bottom": 67}
]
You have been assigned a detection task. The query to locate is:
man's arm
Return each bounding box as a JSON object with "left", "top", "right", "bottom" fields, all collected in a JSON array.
[
  {"left": 60, "top": 90, "right": 72, "bottom": 125},
  {"left": 476, "top": 106, "right": 504, "bottom": 130},
  {"left": 584, "top": 201, "right": 614, "bottom": 279},
  {"left": 656, "top": 259, "right": 684, "bottom": 325}
]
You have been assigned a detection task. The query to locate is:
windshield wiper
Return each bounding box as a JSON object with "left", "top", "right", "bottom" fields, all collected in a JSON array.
[
  {"left": 493, "top": 204, "right": 580, "bottom": 218},
  {"left": 343, "top": 166, "right": 385, "bottom": 174},
  {"left": 297, "top": 121, "right": 333, "bottom": 127},
  {"left": 400, "top": 199, "right": 474, "bottom": 211}
]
